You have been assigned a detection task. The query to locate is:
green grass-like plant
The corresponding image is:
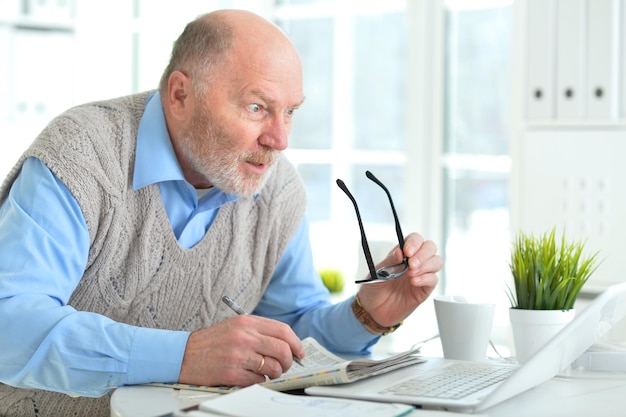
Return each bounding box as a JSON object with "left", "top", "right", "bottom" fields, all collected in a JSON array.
[{"left": 507, "top": 228, "right": 601, "bottom": 310}]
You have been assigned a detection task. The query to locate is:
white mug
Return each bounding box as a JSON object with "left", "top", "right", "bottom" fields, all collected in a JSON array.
[{"left": 434, "top": 295, "right": 495, "bottom": 361}]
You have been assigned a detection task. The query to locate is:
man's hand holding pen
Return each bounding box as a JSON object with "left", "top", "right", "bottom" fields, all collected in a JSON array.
[
  {"left": 222, "top": 296, "right": 304, "bottom": 367},
  {"left": 179, "top": 314, "right": 304, "bottom": 388}
]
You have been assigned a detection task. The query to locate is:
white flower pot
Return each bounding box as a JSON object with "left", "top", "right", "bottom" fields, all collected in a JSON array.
[{"left": 509, "top": 308, "right": 576, "bottom": 363}]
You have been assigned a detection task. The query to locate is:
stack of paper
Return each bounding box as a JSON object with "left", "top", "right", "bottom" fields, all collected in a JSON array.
[{"left": 191, "top": 385, "right": 415, "bottom": 417}]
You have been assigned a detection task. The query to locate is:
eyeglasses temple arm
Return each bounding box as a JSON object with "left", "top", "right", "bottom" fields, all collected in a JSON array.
[
  {"left": 336, "top": 179, "right": 379, "bottom": 281},
  {"left": 365, "top": 170, "right": 406, "bottom": 252}
]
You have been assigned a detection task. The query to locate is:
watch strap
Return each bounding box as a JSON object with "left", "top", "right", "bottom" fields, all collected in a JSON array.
[{"left": 351, "top": 295, "right": 402, "bottom": 335}]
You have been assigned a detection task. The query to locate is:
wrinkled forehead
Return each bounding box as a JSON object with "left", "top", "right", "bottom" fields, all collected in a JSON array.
[{"left": 218, "top": 32, "right": 304, "bottom": 100}]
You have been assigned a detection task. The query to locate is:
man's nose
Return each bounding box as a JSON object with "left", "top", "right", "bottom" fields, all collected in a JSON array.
[{"left": 259, "top": 116, "right": 289, "bottom": 151}]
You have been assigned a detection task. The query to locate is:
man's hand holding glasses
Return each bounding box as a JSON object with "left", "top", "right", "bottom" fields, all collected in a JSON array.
[{"left": 337, "top": 171, "right": 443, "bottom": 334}]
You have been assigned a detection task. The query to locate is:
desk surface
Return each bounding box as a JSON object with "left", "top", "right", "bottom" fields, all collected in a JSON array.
[{"left": 111, "top": 370, "right": 626, "bottom": 417}]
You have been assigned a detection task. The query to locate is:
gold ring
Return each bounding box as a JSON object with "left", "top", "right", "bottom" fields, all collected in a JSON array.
[{"left": 256, "top": 355, "right": 265, "bottom": 373}]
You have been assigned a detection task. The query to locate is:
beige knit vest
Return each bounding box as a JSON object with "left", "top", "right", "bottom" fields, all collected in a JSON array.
[{"left": 0, "top": 92, "right": 306, "bottom": 417}]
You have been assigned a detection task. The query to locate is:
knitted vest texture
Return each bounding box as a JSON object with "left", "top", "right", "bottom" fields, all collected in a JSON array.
[{"left": 0, "top": 92, "right": 306, "bottom": 417}]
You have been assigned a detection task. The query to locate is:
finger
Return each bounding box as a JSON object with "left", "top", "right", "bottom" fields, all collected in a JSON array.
[
  {"left": 410, "top": 271, "right": 439, "bottom": 288},
  {"left": 408, "top": 240, "right": 440, "bottom": 271},
  {"left": 253, "top": 354, "right": 283, "bottom": 379},
  {"left": 254, "top": 333, "right": 299, "bottom": 375},
  {"left": 402, "top": 233, "right": 425, "bottom": 256},
  {"left": 253, "top": 317, "right": 304, "bottom": 364},
  {"left": 255, "top": 355, "right": 266, "bottom": 373},
  {"left": 415, "top": 251, "right": 444, "bottom": 274}
]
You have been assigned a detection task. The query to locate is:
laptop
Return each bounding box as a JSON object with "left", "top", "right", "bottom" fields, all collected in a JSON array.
[{"left": 306, "top": 282, "right": 626, "bottom": 413}]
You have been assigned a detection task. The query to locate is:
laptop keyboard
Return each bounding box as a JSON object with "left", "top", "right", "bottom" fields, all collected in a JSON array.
[{"left": 380, "top": 362, "right": 516, "bottom": 400}]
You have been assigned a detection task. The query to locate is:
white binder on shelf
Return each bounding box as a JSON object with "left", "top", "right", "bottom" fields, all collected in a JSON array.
[
  {"left": 526, "top": 0, "right": 556, "bottom": 121},
  {"left": 586, "top": 0, "right": 620, "bottom": 120},
  {"left": 555, "top": 0, "right": 585, "bottom": 120},
  {"left": 622, "top": 0, "right": 626, "bottom": 120},
  {"left": 23, "top": 0, "right": 73, "bottom": 20}
]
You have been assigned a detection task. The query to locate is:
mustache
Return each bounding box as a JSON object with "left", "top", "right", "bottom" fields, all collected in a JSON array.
[{"left": 241, "top": 149, "right": 279, "bottom": 166}]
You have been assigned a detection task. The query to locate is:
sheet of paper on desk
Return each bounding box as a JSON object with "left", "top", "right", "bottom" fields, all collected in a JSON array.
[{"left": 196, "top": 385, "right": 414, "bottom": 417}]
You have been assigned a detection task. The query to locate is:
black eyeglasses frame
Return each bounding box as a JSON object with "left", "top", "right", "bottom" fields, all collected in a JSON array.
[{"left": 336, "top": 170, "right": 408, "bottom": 284}]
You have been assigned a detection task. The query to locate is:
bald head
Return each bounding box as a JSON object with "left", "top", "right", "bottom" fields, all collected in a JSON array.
[
  {"left": 159, "top": 10, "right": 299, "bottom": 96},
  {"left": 159, "top": 9, "right": 304, "bottom": 193}
]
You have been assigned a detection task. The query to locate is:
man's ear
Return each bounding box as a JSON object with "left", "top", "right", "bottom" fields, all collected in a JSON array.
[{"left": 167, "top": 71, "right": 193, "bottom": 121}]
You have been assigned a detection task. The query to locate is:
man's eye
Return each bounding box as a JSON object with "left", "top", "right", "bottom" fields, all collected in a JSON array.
[
  {"left": 286, "top": 108, "right": 295, "bottom": 116},
  {"left": 248, "top": 103, "right": 261, "bottom": 113}
]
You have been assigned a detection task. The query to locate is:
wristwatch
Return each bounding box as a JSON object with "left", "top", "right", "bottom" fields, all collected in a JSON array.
[{"left": 351, "top": 295, "right": 402, "bottom": 335}]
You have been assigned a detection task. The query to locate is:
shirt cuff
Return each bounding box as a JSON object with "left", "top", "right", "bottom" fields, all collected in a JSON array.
[
  {"left": 326, "top": 297, "right": 380, "bottom": 355},
  {"left": 125, "top": 327, "right": 190, "bottom": 385}
]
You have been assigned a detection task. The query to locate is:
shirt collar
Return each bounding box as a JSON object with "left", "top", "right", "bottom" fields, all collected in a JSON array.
[{"left": 133, "top": 92, "right": 186, "bottom": 190}]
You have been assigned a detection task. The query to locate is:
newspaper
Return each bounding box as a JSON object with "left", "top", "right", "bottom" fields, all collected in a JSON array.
[
  {"left": 261, "top": 337, "right": 423, "bottom": 391},
  {"left": 146, "top": 337, "right": 423, "bottom": 393}
]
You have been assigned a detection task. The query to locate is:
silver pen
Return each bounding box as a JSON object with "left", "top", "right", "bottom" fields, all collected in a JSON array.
[{"left": 221, "top": 295, "right": 304, "bottom": 367}]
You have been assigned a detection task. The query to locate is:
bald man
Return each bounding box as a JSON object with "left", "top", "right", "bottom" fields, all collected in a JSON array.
[{"left": 0, "top": 10, "right": 442, "bottom": 417}]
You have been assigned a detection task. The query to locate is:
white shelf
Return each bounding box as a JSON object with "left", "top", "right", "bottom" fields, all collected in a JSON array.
[
  {"left": 0, "top": 17, "right": 74, "bottom": 31},
  {"left": 524, "top": 121, "right": 626, "bottom": 131}
]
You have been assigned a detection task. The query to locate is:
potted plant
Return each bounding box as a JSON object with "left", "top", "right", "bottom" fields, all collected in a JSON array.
[{"left": 506, "top": 227, "right": 601, "bottom": 363}]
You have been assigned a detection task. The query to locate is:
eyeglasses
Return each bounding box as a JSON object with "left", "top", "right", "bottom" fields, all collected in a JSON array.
[{"left": 336, "top": 171, "right": 408, "bottom": 284}]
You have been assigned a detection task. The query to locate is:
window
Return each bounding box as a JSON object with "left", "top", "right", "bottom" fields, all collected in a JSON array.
[
  {"left": 277, "top": 1, "right": 514, "bottom": 352},
  {"left": 275, "top": 1, "right": 409, "bottom": 300},
  {"left": 442, "top": 1, "right": 513, "bottom": 305}
]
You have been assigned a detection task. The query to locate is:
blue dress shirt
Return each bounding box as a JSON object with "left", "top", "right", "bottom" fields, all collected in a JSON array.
[{"left": 0, "top": 93, "right": 378, "bottom": 397}]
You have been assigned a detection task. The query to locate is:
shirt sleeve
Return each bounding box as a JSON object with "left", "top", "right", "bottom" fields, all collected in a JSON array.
[
  {"left": 253, "top": 217, "right": 380, "bottom": 355},
  {"left": 0, "top": 157, "right": 189, "bottom": 397}
]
